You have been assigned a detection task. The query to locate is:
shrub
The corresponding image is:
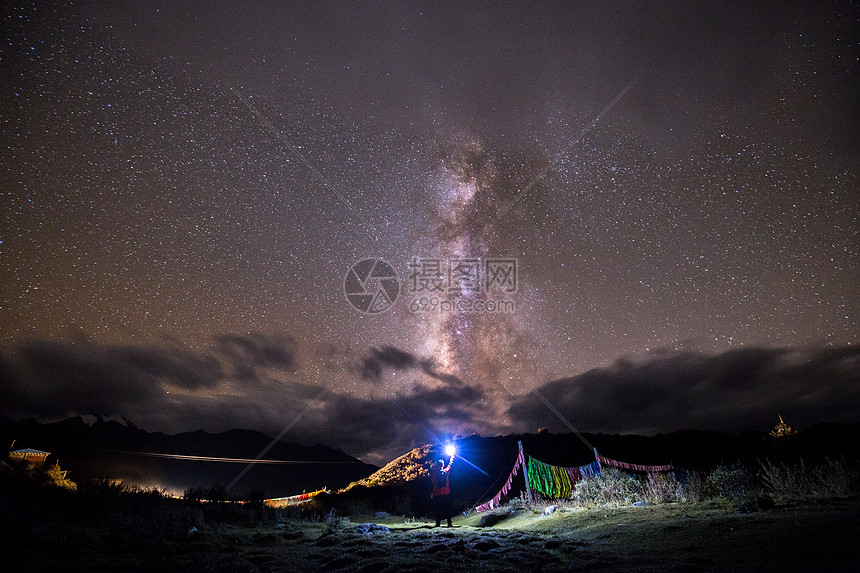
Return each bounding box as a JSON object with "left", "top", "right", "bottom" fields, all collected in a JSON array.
[
  {"left": 44, "top": 462, "right": 77, "bottom": 492},
  {"left": 759, "top": 457, "right": 860, "bottom": 502},
  {"left": 758, "top": 459, "right": 814, "bottom": 501},
  {"left": 703, "top": 464, "right": 757, "bottom": 502},
  {"left": 814, "top": 457, "right": 860, "bottom": 497},
  {"left": 507, "top": 496, "right": 525, "bottom": 511},
  {"left": 323, "top": 508, "right": 349, "bottom": 533},
  {"left": 643, "top": 471, "right": 703, "bottom": 504},
  {"left": 574, "top": 468, "right": 644, "bottom": 507}
]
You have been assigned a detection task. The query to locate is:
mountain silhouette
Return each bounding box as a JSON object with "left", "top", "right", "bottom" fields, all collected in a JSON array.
[
  {"left": 0, "top": 416, "right": 378, "bottom": 497},
  {"left": 4, "top": 417, "right": 858, "bottom": 507}
]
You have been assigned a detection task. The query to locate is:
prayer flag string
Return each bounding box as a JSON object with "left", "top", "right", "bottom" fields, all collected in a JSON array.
[
  {"left": 476, "top": 448, "right": 673, "bottom": 509},
  {"left": 475, "top": 449, "right": 525, "bottom": 512}
]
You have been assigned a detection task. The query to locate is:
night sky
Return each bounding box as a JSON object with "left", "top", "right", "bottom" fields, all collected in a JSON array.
[{"left": 2, "top": 1, "right": 858, "bottom": 464}]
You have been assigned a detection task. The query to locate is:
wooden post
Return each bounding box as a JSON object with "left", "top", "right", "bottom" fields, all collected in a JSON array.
[{"left": 518, "top": 440, "right": 533, "bottom": 505}]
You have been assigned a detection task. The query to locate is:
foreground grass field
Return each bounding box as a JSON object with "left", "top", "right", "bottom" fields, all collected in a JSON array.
[
  {"left": 4, "top": 497, "right": 859, "bottom": 572},
  {"left": 4, "top": 453, "right": 859, "bottom": 571}
]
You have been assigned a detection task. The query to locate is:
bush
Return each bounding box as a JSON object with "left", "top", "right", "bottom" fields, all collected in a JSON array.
[
  {"left": 44, "top": 462, "right": 77, "bottom": 492},
  {"left": 323, "top": 509, "right": 349, "bottom": 533},
  {"left": 643, "top": 471, "right": 703, "bottom": 504},
  {"left": 574, "top": 468, "right": 644, "bottom": 507},
  {"left": 703, "top": 464, "right": 757, "bottom": 502},
  {"left": 759, "top": 457, "right": 860, "bottom": 502},
  {"left": 814, "top": 457, "right": 860, "bottom": 497},
  {"left": 507, "top": 496, "right": 525, "bottom": 511}
]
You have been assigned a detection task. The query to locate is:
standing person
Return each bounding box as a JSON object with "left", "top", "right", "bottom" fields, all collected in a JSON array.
[{"left": 431, "top": 455, "right": 455, "bottom": 527}]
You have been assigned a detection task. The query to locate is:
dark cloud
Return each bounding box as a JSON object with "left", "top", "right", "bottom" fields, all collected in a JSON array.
[
  {"left": 0, "top": 339, "right": 485, "bottom": 463},
  {"left": 106, "top": 344, "right": 223, "bottom": 390},
  {"left": 3, "top": 336, "right": 857, "bottom": 464},
  {"left": 508, "top": 345, "right": 860, "bottom": 435},
  {"left": 0, "top": 335, "right": 291, "bottom": 421},
  {"left": 9, "top": 339, "right": 171, "bottom": 419},
  {"left": 418, "top": 359, "right": 465, "bottom": 387},
  {"left": 357, "top": 346, "right": 464, "bottom": 386},
  {"left": 215, "top": 333, "right": 297, "bottom": 381},
  {"left": 357, "top": 346, "right": 415, "bottom": 381}
]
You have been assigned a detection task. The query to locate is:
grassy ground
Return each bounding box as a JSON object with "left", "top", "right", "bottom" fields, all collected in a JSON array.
[{"left": 4, "top": 497, "right": 859, "bottom": 572}]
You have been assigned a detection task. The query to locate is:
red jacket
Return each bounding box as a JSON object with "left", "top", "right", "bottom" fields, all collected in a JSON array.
[{"left": 432, "top": 466, "right": 451, "bottom": 496}]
